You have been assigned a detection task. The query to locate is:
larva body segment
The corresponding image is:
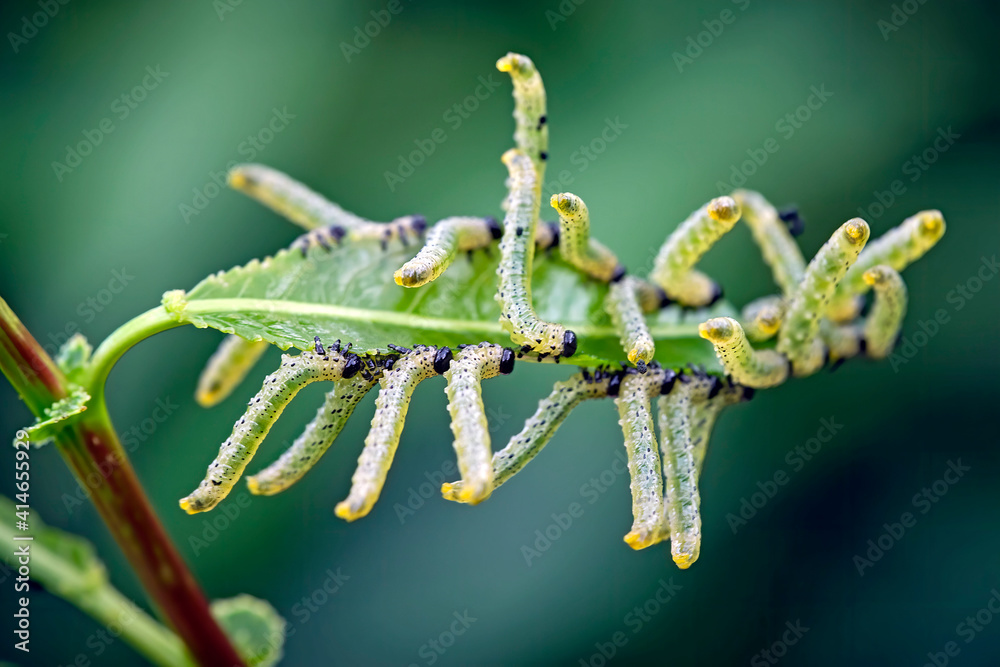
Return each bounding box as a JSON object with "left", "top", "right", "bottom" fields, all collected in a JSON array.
[
  {"left": 633, "top": 278, "right": 671, "bottom": 313},
  {"left": 246, "top": 374, "right": 379, "bottom": 496},
  {"left": 732, "top": 190, "right": 807, "bottom": 295},
  {"left": 395, "top": 217, "right": 500, "bottom": 287},
  {"left": 616, "top": 373, "right": 666, "bottom": 550},
  {"left": 196, "top": 335, "right": 270, "bottom": 408},
  {"left": 496, "top": 52, "right": 548, "bottom": 185},
  {"left": 348, "top": 215, "right": 428, "bottom": 249},
  {"left": 699, "top": 317, "right": 789, "bottom": 388},
  {"left": 550, "top": 193, "right": 623, "bottom": 282},
  {"left": 740, "top": 295, "right": 785, "bottom": 342},
  {"left": 335, "top": 346, "right": 451, "bottom": 521},
  {"left": 605, "top": 276, "right": 656, "bottom": 370},
  {"left": 442, "top": 370, "right": 613, "bottom": 502},
  {"left": 180, "top": 348, "right": 362, "bottom": 514},
  {"left": 777, "top": 218, "right": 870, "bottom": 376},
  {"left": 863, "top": 265, "right": 908, "bottom": 359},
  {"left": 819, "top": 319, "right": 863, "bottom": 363},
  {"left": 496, "top": 149, "right": 576, "bottom": 357},
  {"left": 229, "top": 163, "right": 370, "bottom": 231},
  {"left": 829, "top": 210, "right": 944, "bottom": 320},
  {"left": 533, "top": 220, "right": 560, "bottom": 251},
  {"left": 658, "top": 376, "right": 702, "bottom": 569},
  {"left": 441, "top": 344, "right": 514, "bottom": 504},
  {"left": 650, "top": 197, "right": 742, "bottom": 307}
]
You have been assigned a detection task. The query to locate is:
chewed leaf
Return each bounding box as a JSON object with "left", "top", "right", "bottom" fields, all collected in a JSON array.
[
  {"left": 211, "top": 594, "right": 286, "bottom": 667},
  {"left": 163, "top": 238, "right": 733, "bottom": 369},
  {"left": 17, "top": 383, "right": 91, "bottom": 448}
]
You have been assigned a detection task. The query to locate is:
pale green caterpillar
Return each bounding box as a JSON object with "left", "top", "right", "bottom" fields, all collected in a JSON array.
[
  {"left": 497, "top": 52, "right": 548, "bottom": 186},
  {"left": 616, "top": 372, "right": 666, "bottom": 550},
  {"left": 181, "top": 343, "right": 365, "bottom": 514},
  {"left": 740, "top": 295, "right": 785, "bottom": 342},
  {"left": 828, "top": 209, "right": 945, "bottom": 321},
  {"left": 650, "top": 196, "right": 742, "bottom": 307},
  {"left": 777, "top": 218, "right": 870, "bottom": 377},
  {"left": 195, "top": 335, "right": 270, "bottom": 408},
  {"left": 394, "top": 216, "right": 500, "bottom": 287},
  {"left": 496, "top": 149, "right": 576, "bottom": 357},
  {"left": 246, "top": 373, "right": 380, "bottom": 496},
  {"left": 657, "top": 375, "right": 700, "bottom": 568},
  {"left": 605, "top": 276, "right": 655, "bottom": 370},
  {"left": 293, "top": 214, "right": 427, "bottom": 255},
  {"left": 732, "top": 189, "right": 807, "bottom": 295},
  {"left": 549, "top": 192, "right": 624, "bottom": 282},
  {"left": 820, "top": 320, "right": 863, "bottom": 363},
  {"left": 699, "top": 317, "right": 789, "bottom": 388},
  {"left": 440, "top": 343, "right": 515, "bottom": 504},
  {"left": 442, "top": 369, "right": 615, "bottom": 502},
  {"left": 534, "top": 220, "right": 560, "bottom": 251},
  {"left": 229, "top": 163, "right": 370, "bottom": 231},
  {"left": 863, "top": 265, "right": 908, "bottom": 359},
  {"left": 335, "top": 345, "right": 453, "bottom": 521}
]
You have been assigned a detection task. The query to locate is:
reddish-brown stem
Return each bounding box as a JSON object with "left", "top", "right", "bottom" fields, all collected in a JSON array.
[{"left": 0, "top": 297, "right": 245, "bottom": 667}]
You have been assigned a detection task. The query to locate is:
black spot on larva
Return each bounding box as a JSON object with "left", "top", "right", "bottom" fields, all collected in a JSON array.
[
  {"left": 561, "top": 330, "right": 577, "bottom": 357},
  {"left": 708, "top": 283, "right": 725, "bottom": 306},
  {"left": 486, "top": 216, "right": 502, "bottom": 240},
  {"left": 515, "top": 226, "right": 523, "bottom": 237},
  {"left": 678, "top": 371, "right": 691, "bottom": 384},
  {"left": 610, "top": 263, "right": 627, "bottom": 283},
  {"left": 660, "top": 369, "right": 677, "bottom": 395},
  {"left": 314, "top": 336, "right": 325, "bottom": 355},
  {"left": 330, "top": 225, "right": 347, "bottom": 243},
  {"left": 521, "top": 344, "right": 533, "bottom": 354},
  {"left": 707, "top": 376, "right": 722, "bottom": 399},
  {"left": 777, "top": 206, "right": 805, "bottom": 237},
  {"left": 411, "top": 215, "right": 428, "bottom": 235},
  {"left": 537, "top": 114, "right": 547, "bottom": 128},
  {"left": 388, "top": 343, "right": 410, "bottom": 354},
  {"left": 539, "top": 151, "right": 548, "bottom": 161},
  {"left": 859, "top": 336, "right": 869, "bottom": 355},
  {"left": 343, "top": 355, "right": 362, "bottom": 379},
  {"left": 829, "top": 357, "right": 846, "bottom": 373},
  {"left": 636, "top": 360, "right": 647, "bottom": 374},
  {"left": 433, "top": 347, "right": 453, "bottom": 374},
  {"left": 499, "top": 348, "right": 516, "bottom": 375},
  {"left": 606, "top": 373, "right": 622, "bottom": 397}
]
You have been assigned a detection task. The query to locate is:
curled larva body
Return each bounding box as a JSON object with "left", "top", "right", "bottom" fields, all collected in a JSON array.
[
  {"left": 829, "top": 209, "right": 944, "bottom": 320},
  {"left": 650, "top": 197, "right": 742, "bottom": 307},
  {"left": 180, "top": 348, "right": 361, "bottom": 514},
  {"left": 732, "top": 190, "right": 807, "bottom": 295},
  {"left": 441, "top": 344, "right": 514, "bottom": 504},
  {"left": 605, "top": 276, "right": 655, "bottom": 369},
  {"left": 550, "top": 193, "right": 623, "bottom": 282},
  {"left": 534, "top": 220, "right": 560, "bottom": 251},
  {"left": 442, "top": 370, "right": 613, "bottom": 502},
  {"left": 658, "top": 376, "right": 701, "bottom": 569},
  {"left": 699, "top": 317, "right": 789, "bottom": 388},
  {"left": 246, "top": 374, "right": 379, "bottom": 496},
  {"left": 740, "top": 295, "right": 785, "bottom": 342},
  {"left": 863, "top": 265, "right": 908, "bottom": 359},
  {"left": 633, "top": 278, "right": 671, "bottom": 313},
  {"left": 335, "top": 346, "right": 451, "bottom": 521},
  {"left": 348, "top": 214, "right": 428, "bottom": 249},
  {"left": 196, "top": 335, "right": 270, "bottom": 408},
  {"left": 229, "top": 163, "right": 370, "bottom": 231},
  {"left": 496, "top": 52, "right": 548, "bottom": 185},
  {"left": 395, "top": 217, "right": 499, "bottom": 287},
  {"left": 496, "top": 149, "right": 575, "bottom": 357},
  {"left": 616, "top": 373, "right": 666, "bottom": 550},
  {"left": 820, "top": 320, "right": 863, "bottom": 362},
  {"left": 777, "top": 218, "right": 870, "bottom": 376}
]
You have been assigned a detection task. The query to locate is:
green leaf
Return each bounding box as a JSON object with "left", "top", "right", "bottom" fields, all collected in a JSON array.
[
  {"left": 211, "top": 594, "right": 286, "bottom": 667},
  {"left": 164, "top": 240, "right": 732, "bottom": 369},
  {"left": 16, "top": 383, "right": 90, "bottom": 448}
]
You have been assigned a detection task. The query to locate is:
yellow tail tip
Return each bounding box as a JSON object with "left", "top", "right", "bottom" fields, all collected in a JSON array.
[
  {"left": 178, "top": 498, "right": 200, "bottom": 515},
  {"left": 707, "top": 196, "right": 740, "bottom": 224},
  {"left": 246, "top": 477, "right": 261, "bottom": 495},
  {"left": 624, "top": 529, "right": 658, "bottom": 550},
  {"left": 843, "top": 218, "right": 870, "bottom": 245},
  {"left": 672, "top": 553, "right": 697, "bottom": 569},
  {"left": 698, "top": 317, "right": 738, "bottom": 344},
  {"left": 227, "top": 169, "right": 249, "bottom": 190},
  {"left": 917, "top": 209, "right": 946, "bottom": 239},
  {"left": 334, "top": 501, "right": 365, "bottom": 522},
  {"left": 496, "top": 53, "right": 532, "bottom": 75}
]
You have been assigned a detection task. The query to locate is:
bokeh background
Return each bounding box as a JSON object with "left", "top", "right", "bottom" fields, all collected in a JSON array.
[{"left": 2, "top": 1, "right": 999, "bottom": 665}]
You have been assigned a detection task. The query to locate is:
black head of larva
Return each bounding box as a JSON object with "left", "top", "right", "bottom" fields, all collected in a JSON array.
[
  {"left": 329, "top": 225, "right": 347, "bottom": 243},
  {"left": 342, "top": 355, "right": 362, "bottom": 379},
  {"left": 606, "top": 372, "right": 623, "bottom": 397},
  {"left": 707, "top": 283, "right": 725, "bottom": 306},
  {"left": 433, "top": 346, "right": 453, "bottom": 374},
  {"left": 610, "top": 264, "right": 627, "bottom": 283},
  {"left": 313, "top": 336, "right": 325, "bottom": 355},
  {"left": 707, "top": 376, "right": 723, "bottom": 399},
  {"left": 499, "top": 348, "right": 516, "bottom": 375},
  {"left": 561, "top": 330, "right": 577, "bottom": 357},
  {"left": 410, "top": 215, "right": 428, "bottom": 235},
  {"left": 485, "top": 216, "right": 502, "bottom": 240},
  {"left": 778, "top": 206, "right": 805, "bottom": 237},
  {"left": 660, "top": 368, "right": 678, "bottom": 395}
]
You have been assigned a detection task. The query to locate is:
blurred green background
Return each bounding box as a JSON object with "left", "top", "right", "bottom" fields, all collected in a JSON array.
[{"left": 2, "top": 1, "right": 999, "bottom": 665}]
